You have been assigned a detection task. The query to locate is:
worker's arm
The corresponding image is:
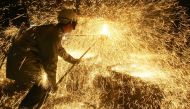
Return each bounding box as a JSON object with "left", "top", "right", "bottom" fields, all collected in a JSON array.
[
  {"left": 38, "top": 34, "right": 58, "bottom": 90},
  {"left": 43, "top": 60, "right": 57, "bottom": 89},
  {"left": 57, "top": 41, "right": 79, "bottom": 64}
]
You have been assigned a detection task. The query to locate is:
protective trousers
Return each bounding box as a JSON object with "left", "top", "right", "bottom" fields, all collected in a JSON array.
[{"left": 18, "top": 84, "right": 49, "bottom": 109}]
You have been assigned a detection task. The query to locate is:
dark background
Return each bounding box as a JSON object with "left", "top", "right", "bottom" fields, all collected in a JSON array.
[{"left": 0, "top": 0, "right": 190, "bottom": 29}]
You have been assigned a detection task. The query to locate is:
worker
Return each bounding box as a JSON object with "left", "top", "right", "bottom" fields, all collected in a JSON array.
[{"left": 6, "top": 9, "right": 79, "bottom": 108}]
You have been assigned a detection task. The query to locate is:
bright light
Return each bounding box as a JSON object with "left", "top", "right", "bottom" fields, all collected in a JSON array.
[{"left": 101, "top": 24, "right": 110, "bottom": 36}]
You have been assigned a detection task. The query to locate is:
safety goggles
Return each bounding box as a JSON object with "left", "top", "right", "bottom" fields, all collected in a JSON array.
[
  {"left": 62, "top": 18, "right": 77, "bottom": 29},
  {"left": 71, "top": 20, "right": 77, "bottom": 29}
]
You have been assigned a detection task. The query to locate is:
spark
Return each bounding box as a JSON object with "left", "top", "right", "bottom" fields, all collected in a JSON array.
[{"left": 19, "top": 57, "right": 27, "bottom": 70}]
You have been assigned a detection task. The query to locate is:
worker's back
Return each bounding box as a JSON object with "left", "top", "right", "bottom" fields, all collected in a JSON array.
[{"left": 6, "top": 24, "right": 61, "bottom": 83}]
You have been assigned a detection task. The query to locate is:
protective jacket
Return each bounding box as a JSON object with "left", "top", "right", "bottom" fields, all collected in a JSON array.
[{"left": 6, "top": 24, "right": 76, "bottom": 86}]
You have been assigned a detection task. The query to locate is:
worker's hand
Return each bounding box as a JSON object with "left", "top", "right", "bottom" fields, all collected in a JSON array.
[
  {"left": 48, "top": 78, "right": 58, "bottom": 93},
  {"left": 72, "top": 58, "right": 80, "bottom": 65},
  {"left": 51, "top": 85, "right": 58, "bottom": 93}
]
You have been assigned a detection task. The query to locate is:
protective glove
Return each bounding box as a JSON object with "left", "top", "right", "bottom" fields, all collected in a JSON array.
[
  {"left": 51, "top": 85, "right": 58, "bottom": 93},
  {"left": 48, "top": 77, "right": 58, "bottom": 93},
  {"left": 71, "top": 58, "right": 80, "bottom": 65}
]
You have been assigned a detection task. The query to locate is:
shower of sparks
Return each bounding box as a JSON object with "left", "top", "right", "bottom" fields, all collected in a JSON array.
[{"left": 1, "top": 0, "right": 190, "bottom": 109}]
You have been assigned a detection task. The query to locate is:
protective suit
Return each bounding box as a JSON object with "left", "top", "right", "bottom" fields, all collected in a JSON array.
[{"left": 6, "top": 24, "right": 77, "bottom": 87}]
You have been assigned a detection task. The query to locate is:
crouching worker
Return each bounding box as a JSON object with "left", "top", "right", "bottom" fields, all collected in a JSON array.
[{"left": 6, "top": 9, "right": 79, "bottom": 109}]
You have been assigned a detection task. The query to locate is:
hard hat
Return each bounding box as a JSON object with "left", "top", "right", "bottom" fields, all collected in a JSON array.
[{"left": 57, "top": 9, "right": 77, "bottom": 24}]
